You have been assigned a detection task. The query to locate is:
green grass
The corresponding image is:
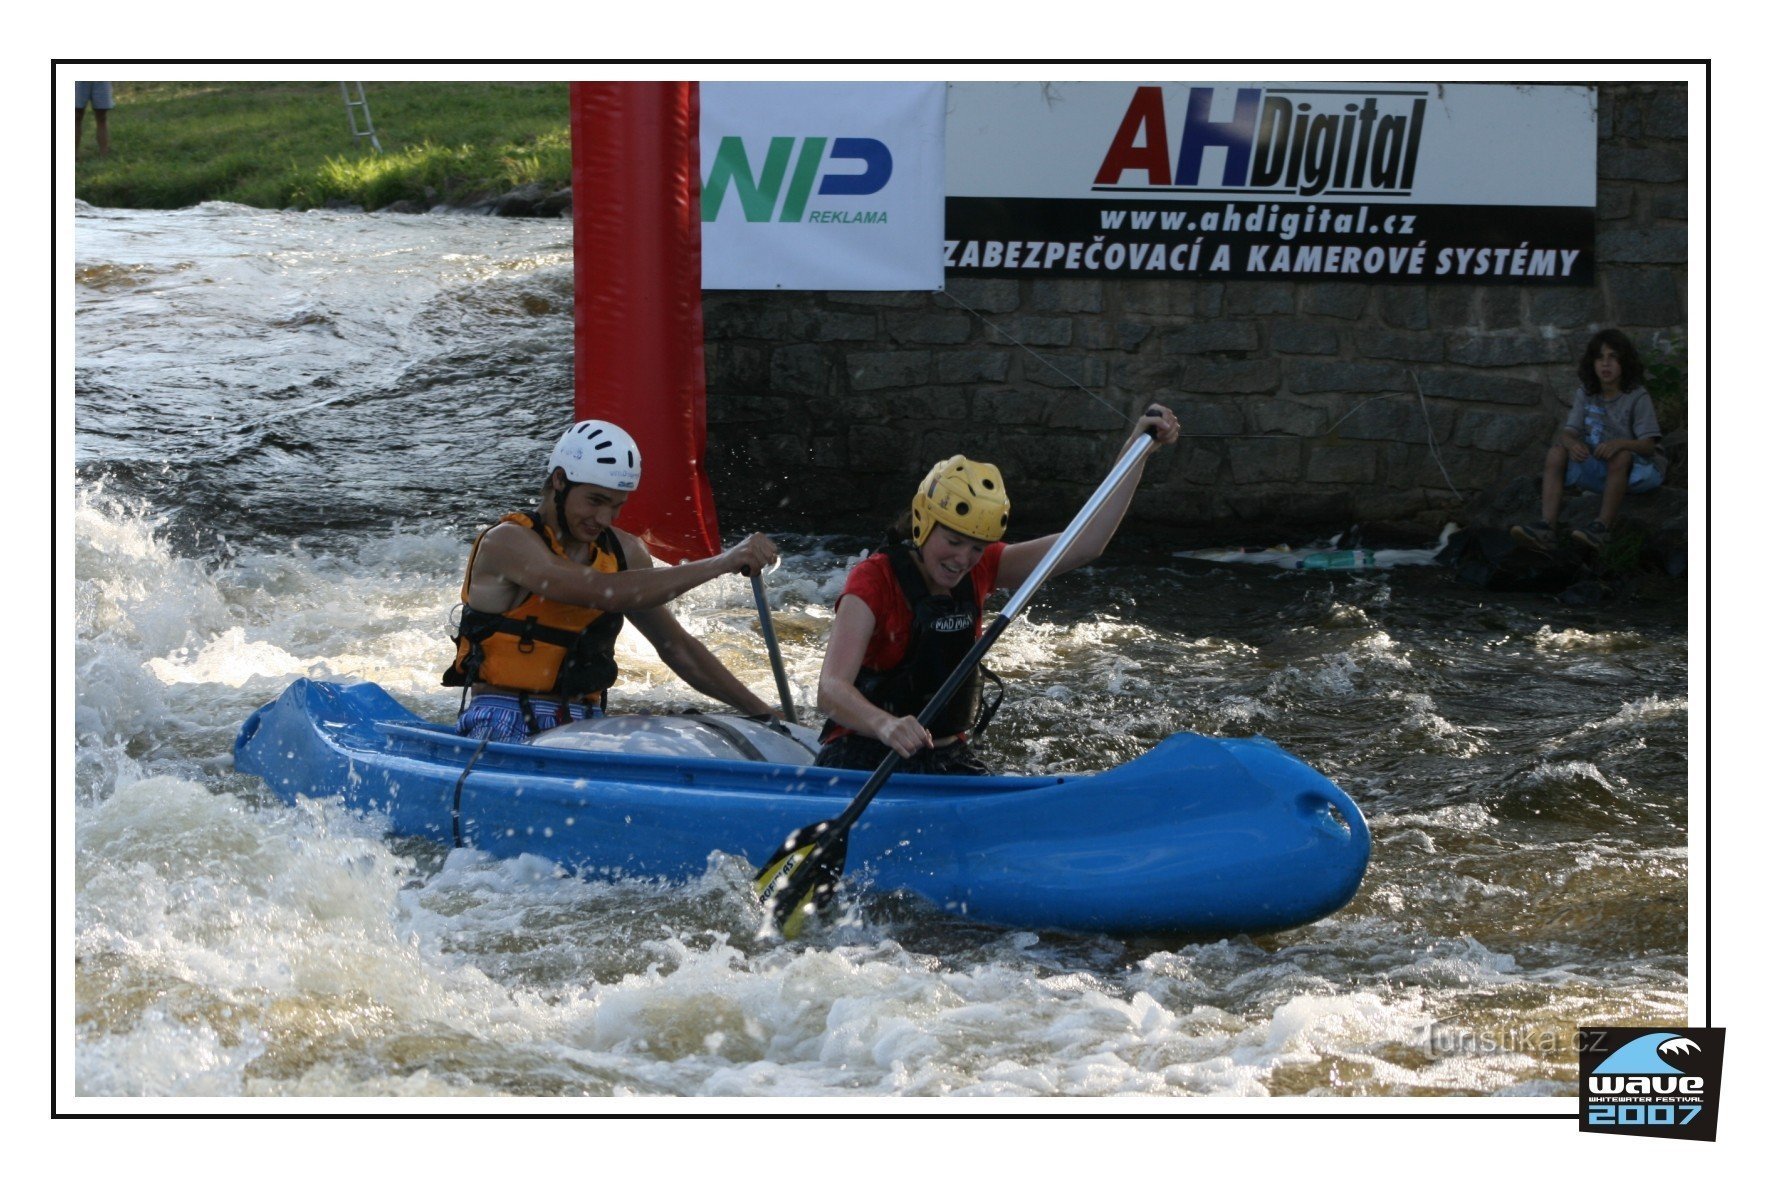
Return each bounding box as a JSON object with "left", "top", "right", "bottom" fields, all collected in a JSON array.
[{"left": 75, "top": 81, "right": 572, "bottom": 211}]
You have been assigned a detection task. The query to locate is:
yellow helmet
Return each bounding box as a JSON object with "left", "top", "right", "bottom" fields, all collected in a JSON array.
[{"left": 910, "top": 455, "right": 1010, "bottom": 547}]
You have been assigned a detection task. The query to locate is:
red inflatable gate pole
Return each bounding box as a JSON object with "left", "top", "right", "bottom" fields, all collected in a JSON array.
[{"left": 569, "top": 81, "right": 720, "bottom": 564}]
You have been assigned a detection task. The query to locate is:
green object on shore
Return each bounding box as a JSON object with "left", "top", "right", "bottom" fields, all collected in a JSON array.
[
  {"left": 1297, "top": 549, "right": 1378, "bottom": 570},
  {"left": 74, "top": 81, "right": 571, "bottom": 212}
]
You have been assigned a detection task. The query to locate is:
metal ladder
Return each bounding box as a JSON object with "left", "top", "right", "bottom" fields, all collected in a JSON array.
[{"left": 339, "top": 82, "right": 381, "bottom": 152}]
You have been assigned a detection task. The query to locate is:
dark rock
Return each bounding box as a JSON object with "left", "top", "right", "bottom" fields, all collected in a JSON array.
[
  {"left": 1557, "top": 580, "right": 1615, "bottom": 606},
  {"left": 1434, "top": 526, "right": 1585, "bottom": 592},
  {"left": 535, "top": 187, "right": 573, "bottom": 217},
  {"left": 492, "top": 182, "right": 550, "bottom": 217}
]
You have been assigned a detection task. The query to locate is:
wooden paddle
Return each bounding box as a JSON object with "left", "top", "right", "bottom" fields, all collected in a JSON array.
[{"left": 754, "top": 431, "right": 1158, "bottom": 936}]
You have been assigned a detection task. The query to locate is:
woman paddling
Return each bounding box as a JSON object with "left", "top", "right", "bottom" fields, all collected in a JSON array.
[{"left": 814, "top": 404, "right": 1181, "bottom": 775}]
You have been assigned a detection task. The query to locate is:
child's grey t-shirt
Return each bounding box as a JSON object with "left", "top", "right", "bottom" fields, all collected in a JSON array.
[{"left": 1562, "top": 386, "right": 1667, "bottom": 474}]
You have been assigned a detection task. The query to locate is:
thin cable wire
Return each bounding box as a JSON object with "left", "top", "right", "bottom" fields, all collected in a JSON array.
[
  {"left": 938, "top": 288, "right": 1133, "bottom": 425},
  {"left": 1412, "top": 371, "right": 1464, "bottom": 500}
]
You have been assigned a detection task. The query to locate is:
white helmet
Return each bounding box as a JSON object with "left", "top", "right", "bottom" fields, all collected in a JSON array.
[{"left": 547, "top": 420, "right": 641, "bottom": 491}]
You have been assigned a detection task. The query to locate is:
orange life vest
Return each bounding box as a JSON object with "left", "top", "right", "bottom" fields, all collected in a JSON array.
[{"left": 443, "top": 512, "right": 627, "bottom": 702}]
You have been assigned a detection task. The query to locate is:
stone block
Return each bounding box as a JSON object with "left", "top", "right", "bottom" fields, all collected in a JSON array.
[
  {"left": 1447, "top": 333, "right": 1566, "bottom": 367},
  {"left": 1356, "top": 328, "right": 1443, "bottom": 363},
  {"left": 1225, "top": 283, "right": 1298, "bottom": 315},
  {"left": 1077, "top": 321, "right": 1154, "bottom": 351},
  {"left": 709, "top": 393, "right": 793, "bottom": 425},
  {"left": 995, "top": 315, "right": 1073, "bottom": 347},
  {"left": 1415, "top": 370, "right": 1548, "bottom": 407},
  {"left": 849, "top": 425, "right": 910, "bottom": 472},
  {"left": 1380, "top": 286, "right": 1431, "bottom": 330},
  {"left": 975, "top": 388, "right": 1050, "bottom": 426},
  {"left": 808, "top": 310, "right": 883, "bottom": 342},
  {"left": 809, "top": 434, "right": 849, "bottom": 469},
  {"left": 1334, "top": 399, "right": 1443, "bottom": 444},
  {"left": 1649, "top": 87, "right": 1688, "bottom": 138},
  {"left": 1029, "top": 282, "right": 1106, "bottom": 313},
  {"left": 1529, "top": 286, "right": 1605, "bottom": 329},
  {"left": 1606, "top": 268, "right": 1686, "bottom": 327},
  {"left": 1600, "top": 147, "right": 1687, "bottom": 184},
  {"left": 1182, "top": 357, "right": 1280, "bottom": 394},
  {"left": 1161, "top": 321, "right": 1259, "bottom": 354},
  {"left": 884, "top": 388, "right": 974, "bottom": 421},
  {"left": 1301, "top": 283, "right": 1368, "bottom": 319},
  {"left": 1288, "top": 360, "right": 1411, "bottom": 395},
  {"left": 1650, "top": 186, "right": 1687, "bottom": 220},
  {"left": 1597, "top": 227, "right": 1688, "bottom": 265},
  {"left": 770, "top": 343, "right": 832, "bottom": 396},
  {"left": 941, "top": 278, "right": 1021, "bottom": 314},
  {"left": 1272, "top": 322, "right": 1339, "bottom": 354},
  {"left": 934, "top": 350, "right": 1013, "bottom": 385},
  {"left": 1480, "top": 288, "right": 1524, "bottom": 331},
  {"left": 1048, "top": 395, "right": 1125, "bottom": 431},
  {"left": 1430, "top": 287, "right": 1477, "bottom": 329},
  {"left": 1173, "top": 399, "right": 1246, "bottom": 437},
  {"left": 830, "top": 291, "right": 927, "bottom": 308},
  {"left": 1227, "top": 438, "right": 1305, "bottom": 484},
  {"left": 1180, "top": 448, "right": 1225, "bottom": 485},
  {"left": 848, "top": 350, "right": 932, "bottom": 391},
  {"left": 1195, "top": 283, "right": 1225, "bottom": 317},
  {"left": 998, "top": 432, "right": 1106, "bottom": 476},
  {"left": 1305, "top": 445, "right": 1379, "bottom": 483},
  {"left": 1026, "top": 355, "right": 1109, "bottom": 390},
  {"left": 710, "top": 341, "right": 770, "bottom": 389},
  {"left": 1248, "top": 398, "right": 1329, "bottom": 437},
  {"left": 885, "top": 311, "right": 972, "bottom": 345},
  {"left": 1454, "top": 408, "right": 1555, "bottom": 454},
  {"left": 1112, "top": 355, "right": 1185, "bottom": 393},
  {"left": 1120, "top": 282, "right": 1196, "bottom": 316},
  {"left": 1598, "top": 182, "right": 1634, "bottom": 221}
]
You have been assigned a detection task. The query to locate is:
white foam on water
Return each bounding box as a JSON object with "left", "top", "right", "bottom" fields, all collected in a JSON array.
[
  {"left": 1531, "top": 625, "right": 1651, "bottom": 653},
  {"left": 1386, "top": 691, "right": 1488, "bottom": 757}
]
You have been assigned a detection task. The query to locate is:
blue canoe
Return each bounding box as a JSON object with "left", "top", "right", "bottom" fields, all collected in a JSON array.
[{"left": 233, "top": 678, "right": 1370, "bottom": 937}]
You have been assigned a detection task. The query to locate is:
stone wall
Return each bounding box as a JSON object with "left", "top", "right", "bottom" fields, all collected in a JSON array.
[{"left": 702, "top": 81, "right": 1687, "bottom": 539}]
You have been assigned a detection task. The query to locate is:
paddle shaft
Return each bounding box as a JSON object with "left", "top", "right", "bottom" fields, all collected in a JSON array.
[
  {"left": 821, "top": 432, "right": 1157, "bottom": 834},
  {"left": 751, "top": 573, "right": 798, "bottom": 724}
]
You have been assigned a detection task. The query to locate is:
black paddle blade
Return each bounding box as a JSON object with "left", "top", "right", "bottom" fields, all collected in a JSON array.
[{"left": 753, "top": 820, "right": 850, "bottom": 938}]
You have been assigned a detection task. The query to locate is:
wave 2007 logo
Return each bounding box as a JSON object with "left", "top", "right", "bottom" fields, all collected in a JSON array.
[{"left": 1580, "top": 1027, "right": 1725, "bottom": 1142}]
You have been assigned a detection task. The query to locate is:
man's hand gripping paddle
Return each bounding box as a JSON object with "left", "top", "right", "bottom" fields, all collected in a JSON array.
[{"left": 753, "top": 431, "right": 1158, "bottom": 937}]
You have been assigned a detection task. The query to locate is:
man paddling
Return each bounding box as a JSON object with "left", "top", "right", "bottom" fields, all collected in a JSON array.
[{"left": 445, "top": 419, "right": 782, "bottom": 741}]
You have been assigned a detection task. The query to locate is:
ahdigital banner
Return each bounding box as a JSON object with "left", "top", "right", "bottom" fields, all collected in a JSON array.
[
  {"left": 945, "top": 82, "right": 1598, "bottom": 284},
  {"left": 700, "top": 82, "right": 946, "bottom": 291}
]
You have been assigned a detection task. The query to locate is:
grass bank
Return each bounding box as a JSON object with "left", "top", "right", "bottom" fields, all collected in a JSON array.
[{"left": 74, "top": 81, "right": 572, "bottom": 211}]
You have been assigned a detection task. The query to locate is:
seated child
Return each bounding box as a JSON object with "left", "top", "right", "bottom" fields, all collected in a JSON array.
[{"left": 1512, "top": 328, "right": 1665, "bottom": 552}]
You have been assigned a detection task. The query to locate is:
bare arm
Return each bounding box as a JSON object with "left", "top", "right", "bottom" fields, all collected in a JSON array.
[
  {"left": 467, "top": 523, "right": 777, "bottom": 615},
  {"left": 995, "top": 403, "right": 1181, "bottom": 593},
  {"left": 627, "top": 605, "right": 779, "bottom": 717},
  {"left": 816, "top": 595, "right": 932, "bottom": 758}
]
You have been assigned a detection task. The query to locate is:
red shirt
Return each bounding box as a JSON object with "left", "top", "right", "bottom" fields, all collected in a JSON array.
[{"left": 837, "top": 542, "right": 1007, "bottom": 671}]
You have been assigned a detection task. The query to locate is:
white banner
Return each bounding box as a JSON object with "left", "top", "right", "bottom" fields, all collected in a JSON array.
[
  {"left": 700, "top": 82, "right": 946, "bottom": 291},
  {"left": 947, "top": 82, "right": 1596, "bottom": 206},
  {"left": 943, "top": 82, "right": 1598, "bottom": 284}
]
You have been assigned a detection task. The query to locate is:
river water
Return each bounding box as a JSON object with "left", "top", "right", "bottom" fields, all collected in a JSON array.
[{"left": 69, "top": 201, "right": 1691, "bottom": 1105}]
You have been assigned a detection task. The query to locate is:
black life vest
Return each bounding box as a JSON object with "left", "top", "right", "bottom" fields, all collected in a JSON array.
[
  {"left": 443, "top": 514, "right": 628, "bottom": 704},
  {"left": 823, "top": 543, "right": 1000, "bottom": 743}
]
